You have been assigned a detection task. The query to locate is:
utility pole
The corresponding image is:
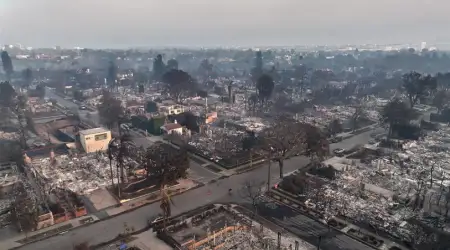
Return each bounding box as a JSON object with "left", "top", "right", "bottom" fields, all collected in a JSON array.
[
  {"left": 250, "top": 150, "right": 253, "bottom": 168},
  {"left": 267, "top": 150, "right": 272, "bottom": 191}
]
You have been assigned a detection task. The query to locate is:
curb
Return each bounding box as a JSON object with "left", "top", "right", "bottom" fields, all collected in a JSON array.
[
  {"left": 10, "top": 183, "right": 205, "bottom": 249},
  {"left": 234, "top": 160, "right": 267, "bottom": 174}
]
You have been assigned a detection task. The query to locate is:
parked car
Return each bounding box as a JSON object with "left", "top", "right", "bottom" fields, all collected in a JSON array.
[
  {"left": 329, "top": 136, "right": 343, "bottom": 143},
  {"left": 333, "top": 148, "right": 345, "bottom": 156},
  {"left": 148, "top": 214, "right": 164, "bottom": 226},
  {"left": 33, "top": 142, "right": 46, "bottom": 148}
]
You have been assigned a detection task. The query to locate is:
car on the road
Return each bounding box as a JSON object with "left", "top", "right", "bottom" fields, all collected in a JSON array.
[
  {"left": 79, "top": 106, "right": 86, "bottom": 110},
  {"left": 148, "top": 214, "right": 164, "bottom": 226},
  {"left": 329, "top": 136, "right": 343, "bottom": 143},
  {"left": 333, "top": 148, "right": 345, "bottom": 156},
  {"left": 33, "top": 142, "right": 47, "bottom": 148},
  {"left": 370, "top": 132, "right": 381, "bottom": 138}
]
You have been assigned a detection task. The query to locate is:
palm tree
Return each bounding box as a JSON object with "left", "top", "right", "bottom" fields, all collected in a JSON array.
[
  {"left": 107, "top": 135, "right": 135, "bottom": 198},
  {"left": 117, "top": 135, "right": 135, "bottom": 185},
  {"left": 160, "top": 176, "right": 174, "bottom": 232},
  {"left": 107, "top": 139, "right": 117, "bottom": 189}
]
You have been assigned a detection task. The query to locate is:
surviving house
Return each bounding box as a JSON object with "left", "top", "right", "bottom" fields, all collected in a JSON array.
[
  {"left": 160, "top": 122, "right": 183, "bottom": 135},
  {"left": 79, "top": 128, "right": 111, "bottom": 153}
]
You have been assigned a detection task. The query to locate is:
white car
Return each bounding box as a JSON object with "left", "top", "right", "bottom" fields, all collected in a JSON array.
[
  {"left": 148, "top": 214, "right": 164, "bottom": 225},
  {"left": 333, "top": 148, "right": 345, "bottom": 156},
  {"left": 33, "top": 142, "right": 46, "bottom": 147}
]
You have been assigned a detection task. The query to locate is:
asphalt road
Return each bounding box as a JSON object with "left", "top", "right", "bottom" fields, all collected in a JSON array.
[
  {"left": 329, "top": 127, "right": 386, "bottom": 151},
  {"left": 17, "top": 156, "right": 310, "bottom": 250},
  {"left": 16, "top": 154, "right": 374, "bottom": 250},
  {"left": 32, "top": 88, "right": 380, "bottom": 250},
  {"left": 17, "top": 155, "right": 374, "bottom": 250},
  {"left": 45, "top": 88, "right": 100, "bottom": 125}
]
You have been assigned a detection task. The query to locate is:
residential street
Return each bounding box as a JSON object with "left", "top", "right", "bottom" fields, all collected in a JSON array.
[
  {"left": 45, "top": 87, "right": 100, "bottom": 125},
  {"left": 330, "top": 127, "right": 385, "bottom": 151},
  {"left": 16, "top": 152, "right": 374, "bottom": 250},
  {"left": 20, "top": 88, "right": 382, "bottom": 250}
]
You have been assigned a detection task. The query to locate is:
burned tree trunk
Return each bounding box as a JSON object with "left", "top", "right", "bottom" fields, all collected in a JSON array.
[{"left": 278, "top": 159, "right": 284, "bottom": 179}]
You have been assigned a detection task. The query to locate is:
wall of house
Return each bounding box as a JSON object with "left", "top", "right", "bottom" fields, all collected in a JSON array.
[
  {"left": 36, "top": 212, "right": 54, "bottom": 230},
  {"left": 80, "top": 131, "right": 111, "bottom": 153},
  {"left": 171, "top": 127, "right": 183, "bottom": 135},
  {"left": 160, "top": 105, "right": 185, "bottom": 115},
  {"left": 53, "top": 212, "right": 69, "bottom": 224},
  {"left": 75, "top": 206, "right": 87, "bottom": 217},
  {"left": 162, "top": 127, "right": 183, "bottom": 135}
]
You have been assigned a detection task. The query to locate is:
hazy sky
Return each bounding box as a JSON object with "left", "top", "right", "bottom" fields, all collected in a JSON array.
[{"left": 1, "top": 0, "right": 449, "bottom": 48}]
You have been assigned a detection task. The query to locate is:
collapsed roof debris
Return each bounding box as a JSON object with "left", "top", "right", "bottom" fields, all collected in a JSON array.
[{"left": 30, "top": 153, "right": 139, "bottom": 194}]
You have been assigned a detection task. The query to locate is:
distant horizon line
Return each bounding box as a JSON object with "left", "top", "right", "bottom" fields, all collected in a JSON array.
[{"left": 4, "top": 42, "right": 450, "bottom": 51}]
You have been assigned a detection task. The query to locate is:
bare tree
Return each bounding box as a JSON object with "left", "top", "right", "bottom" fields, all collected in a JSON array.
[
  {"left": 327, "top": 119, "right": 343, "bottom": 137},
  {"left": 293, "top": 65, "right": 310, "bottom": 98},
  {"left": 239, "top": 180, "right": 266, "bottom": 216},
  {"left": 413, "top": 169, "right": 429, "bottom": 211},
  {"left": 432, "top": 89, "right": 450, "bottom": 113},
  {"left": 140, "top": 142, "right": 189, "bottom": 187},
  {"left": 402, "top": 71, "right": 437, "bottom": 108},
  {"left": 107, "top": 135, "right": 135, "bottom": 198},
  {"left": 260, "top": 118, "right": 306, "bottom": 178},
  {"left": 160, "top": 184, "right": 174, "bottom": 232},
  {"left": 304, "top": 123, "right": 329, "bottom": 161},
  {"left": 247, "top": 93, "right": 259, "bottom": 114},
  {"left": 97, "top": 90, "right": 124, "bottom": 130},
  {"left": 14, "top": 95, "right": 29, "bottom": 149},
  {"left": 139, "top": 143, "right": 189, "bottom": 232},
  {"left": 379, "top": 98, "right": 418, "bottom": 139},
  {"left": 350, "top": 104, "right": 367, "bottom": 131},
  {"left": 162, "top": 69, "right": 196, "bottom": 103},
  {"left": 10, "top": 182, "right": 39, "bottom": 237},
  {"left": 256, "top": 74, "right": 275, "bottom": 108}
]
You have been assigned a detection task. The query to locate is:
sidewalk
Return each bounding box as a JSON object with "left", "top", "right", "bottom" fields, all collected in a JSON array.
[
  {"left": 220, "top": 158, "right": 267, "bottom": 176},
  {"left": 1, "top": 215, "right": 100, "bottom": 249},
  {"left": 107, "top": 179, "right": 198, "bottom": 216},
  {"left": 1, "top": 179, "right": 199, "bottom": 249},
  {"left": 333, "top": 123, "right": 380, "bottom": 142}
]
